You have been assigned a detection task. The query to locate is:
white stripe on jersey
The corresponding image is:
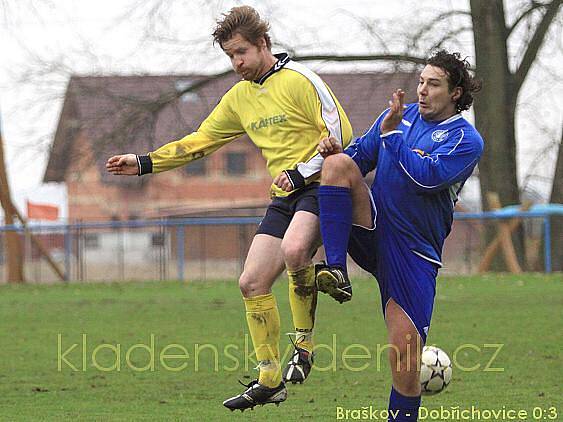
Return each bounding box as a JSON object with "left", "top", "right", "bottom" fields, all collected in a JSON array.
[
  {"left": 352, "top": 183, "right": 377, "bottom": 230},
  {"left": 381, "top": 130, "right": 403, "bottom": 138},
  {"left": 412, "top": 250, "right": 443, "bottom": 267},
  {"left": 284, "top": 61, "right": 343, "bottom": 178},
  {"left": 439, "top": 114, "right": 463, "bottom": 125},
  {"left": 398, "top": 129, "right": 474, "bottom": 189}
]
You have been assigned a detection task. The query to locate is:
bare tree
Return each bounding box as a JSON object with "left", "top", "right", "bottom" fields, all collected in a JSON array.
[
  {"left": 1, "top": 0, "right": 73, "bottom": 282},
  {"left": 3, "top": 0, "right": 562, "bottom": 273},
  {"left": 130, "top": 0, "right": 562, "bottom": 269},
  {"left": 471, "top": 0, "right": 561, "bottom": 208},
  {"left": 0, "top": 115, "right": 25, "bottom": 282},
  {"left": 470, "top": 0, "right": 562, "bottom": 268}
]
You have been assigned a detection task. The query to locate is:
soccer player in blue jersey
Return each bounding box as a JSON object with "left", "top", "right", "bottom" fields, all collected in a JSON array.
[{"left": 315, "top": 50, "right": 483, "bottom": 421}]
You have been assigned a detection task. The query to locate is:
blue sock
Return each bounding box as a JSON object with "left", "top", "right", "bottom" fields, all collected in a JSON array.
[
  {"left": 318, "top": 185, "right": 352, "bottom": 271},
  {"left": 388, "top": 386, "right": 421, "bottom": 421}
]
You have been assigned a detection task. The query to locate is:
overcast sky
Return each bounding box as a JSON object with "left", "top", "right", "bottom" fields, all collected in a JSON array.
[{"left": 1, "top": 0, "right": 562, "bottom": 216}]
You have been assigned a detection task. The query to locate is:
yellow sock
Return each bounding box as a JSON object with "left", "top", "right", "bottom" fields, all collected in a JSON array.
[
  {"left": 244, "top": 293, "right": 281, "bottom": 387},
  {"left": 287, "top": 264, "right": 317, "bottom": 352}
]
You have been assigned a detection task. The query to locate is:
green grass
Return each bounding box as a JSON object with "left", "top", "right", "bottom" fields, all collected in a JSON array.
[{"left": 0, "top": 274, "right": 561, "bottom": 421}]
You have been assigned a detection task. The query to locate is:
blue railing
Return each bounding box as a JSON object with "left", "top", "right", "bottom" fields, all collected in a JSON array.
[
  {"left": 0, "top": 217, "right": 261, "bottom": 282},
  {"left": 455, "top": 206, "right": 563, "bottom": 273},
  {"left": 1, "top": 207, "right": 561, "bottom": 280}
]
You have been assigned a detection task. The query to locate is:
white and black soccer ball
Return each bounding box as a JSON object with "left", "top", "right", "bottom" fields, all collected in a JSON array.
[{"left": 420, "top": 345, "right": 452, "bottom": 395}]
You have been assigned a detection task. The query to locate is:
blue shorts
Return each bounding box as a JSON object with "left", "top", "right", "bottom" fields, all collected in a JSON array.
[{"left": 348, "top": 205, "right": 438, "bottom": 343}]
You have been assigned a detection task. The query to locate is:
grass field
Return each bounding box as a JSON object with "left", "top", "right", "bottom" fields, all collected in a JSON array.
[{"left": 1, "top": 274, "right": 561, "bottom": 421}]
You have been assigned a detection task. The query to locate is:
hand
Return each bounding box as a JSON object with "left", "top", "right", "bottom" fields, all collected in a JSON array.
[
  {"left": 273, "top": 172, "right": 293, "bottom": 192},
  {"left": 317, "top": 136, "right": 343, "bottom": 158},
  {"left": 106, "top": 154, "right": 139, "bottom": 176},
  {"left": 381, "top": 89, "right": 405, "bottom": 134}
]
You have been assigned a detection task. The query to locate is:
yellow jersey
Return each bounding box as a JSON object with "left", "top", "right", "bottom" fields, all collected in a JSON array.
[{"left": 146, "top": 53, "right": 353, "bottom": 197}]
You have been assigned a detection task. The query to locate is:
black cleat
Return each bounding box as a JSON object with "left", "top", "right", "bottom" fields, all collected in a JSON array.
[
  {"left": 223, "top": 380, "right": 287, "bottom": 411},
  {"left": 316, "top": 265, "right": 352, "bottom": 303},
  {"left": 283, "top": 345, "right": 314, "bottom": 384}
]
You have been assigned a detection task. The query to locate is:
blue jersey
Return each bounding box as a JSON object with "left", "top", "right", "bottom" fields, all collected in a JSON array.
[{"left": 345, "top": 103, "right": 484, "bottom": 266}]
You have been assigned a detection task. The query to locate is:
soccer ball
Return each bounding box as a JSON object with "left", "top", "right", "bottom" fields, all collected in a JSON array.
[{"left": 420, "top": 345, "right": 452, "bottom": 395}]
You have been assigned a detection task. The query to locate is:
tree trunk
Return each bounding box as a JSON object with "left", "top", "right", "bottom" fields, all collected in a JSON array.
[
  {"left": 0, "top": 123, "right": 24, "bottom": 283},
  {"left": 471, "top": 0, "right": 521, "bottom": 208},
  {"left": 471, "top": 0, "right": 526, "bottom": 270},
  {"left": 549, "top": 131, "right": 563, "bottom": 271},
  {"left": 2, "top": 208, "right": 24, "bottom": 283}
]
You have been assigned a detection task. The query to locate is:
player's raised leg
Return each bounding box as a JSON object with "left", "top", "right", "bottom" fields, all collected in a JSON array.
[
  {"left": 223, "top": 234, "right": 286, "bottom": 411},
  {"left": 385, "top": 299, "right": 422, "bottom": 421},
  {"left": 282, "top": 210, "right": 321, "bottom": 384},
  {"left": 317, "top": 153, "right": 373, "bottom": 303}
]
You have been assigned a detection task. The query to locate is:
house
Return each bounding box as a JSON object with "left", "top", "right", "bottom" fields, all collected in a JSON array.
[
  {"left": 43, "top": 71, "right": 419, "bottom": 221},
  {"left": 40, "top": 70, "right": 419, "bottom": 280}
]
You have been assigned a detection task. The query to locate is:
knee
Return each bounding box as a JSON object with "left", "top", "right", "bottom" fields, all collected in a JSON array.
[
  {"left": 321, "top": 153, "right": 355, "bottom": 185},
  {"left": 239, "top": 271, "right": 261, "bottom": 297},
  {"left": 281, "top": 239, "right": 310, "bottom": 269}
]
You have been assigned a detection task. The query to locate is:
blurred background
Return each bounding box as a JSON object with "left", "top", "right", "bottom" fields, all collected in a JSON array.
[{"left": 0, "top": 0, "right": 562, "bottom": 282}]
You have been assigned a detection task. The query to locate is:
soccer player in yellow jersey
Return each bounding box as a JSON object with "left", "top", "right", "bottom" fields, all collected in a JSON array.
[{"left": 106, "top": 5, "right": 353, "bottom": 411}]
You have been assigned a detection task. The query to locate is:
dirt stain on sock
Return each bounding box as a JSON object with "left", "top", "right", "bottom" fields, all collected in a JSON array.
[
  {"left": 292, "top": 268, "right": 316, "bottom": 298},
  {"left": 289, "top": 267, "right": 318, "bottom": 324},
  {"left": 250, "top": 313, "right": 267, "bottom": 324}
]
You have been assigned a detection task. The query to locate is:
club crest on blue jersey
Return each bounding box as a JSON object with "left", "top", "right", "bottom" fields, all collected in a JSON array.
[{"left": 431, "top": 129, "right": 449, "bottom": 143}]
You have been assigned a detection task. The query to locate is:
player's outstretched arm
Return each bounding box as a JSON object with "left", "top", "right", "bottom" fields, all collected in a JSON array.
[{"left": 106, "top": 154, "right": 139, "bottom": 176}]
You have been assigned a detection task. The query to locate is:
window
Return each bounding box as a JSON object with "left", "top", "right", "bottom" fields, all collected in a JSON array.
[
  {"left": 226, "top": 152, "right": 247, "bottom": 175},
  {"left": 151, "top": 233, "right": 166, "bottom": 247},
  {"left": 185, "top": 157, "right": 207, "bottom": 176},
  {"left": 84, "top": 234, "right": 100, "bottom": 249}
]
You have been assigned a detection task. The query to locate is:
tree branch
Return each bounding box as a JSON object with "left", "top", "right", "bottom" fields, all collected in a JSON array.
[
  {"left": 427, "top": 27, "right": 474, "bottom": 54},
  {"left": 89, "top": 53, "right": 429, "bottom": 153},
  {"left": 507, "top": 1, "right": 543, "bottom": 38},
  {"left": 408, "top": 10, "right": 472, "bottom": 51},
  {"left": 293, "top": 54, "right": 427, "bottom": 65},
  {"left": 144, "top": 52, "right": 429, "bottom": 112},
  {"left": 513, "top": 0, "right": 562, "bottom": 92},
  {"left": 338, "top": 11, "right": 392, "bottom": 54}
]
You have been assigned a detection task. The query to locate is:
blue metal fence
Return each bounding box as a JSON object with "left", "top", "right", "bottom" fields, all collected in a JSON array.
[
  {"left": 455, "top": 205, "right": 563, "bottom": 273},
  {"left": 0, "top": 217, "right": 261, "bottom": 283},
  {"left": 0, "top": 208, "right": 561, "bottom": 283}
]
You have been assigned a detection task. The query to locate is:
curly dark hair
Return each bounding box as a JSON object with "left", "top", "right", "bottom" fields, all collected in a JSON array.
[
  {"left": 212, "top": 6, "right": 271, "bottom": 50},
  {"left": 426, "top": 50, "right": 482, "bottom": 112}
]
